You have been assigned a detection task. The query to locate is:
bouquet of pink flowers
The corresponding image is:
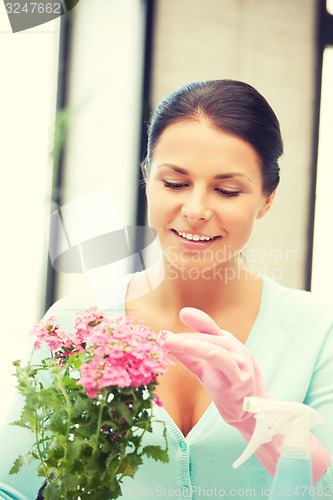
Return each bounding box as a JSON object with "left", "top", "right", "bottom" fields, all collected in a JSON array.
[{"left": 10, "top": 307, "right": 172, "bottom": 499}]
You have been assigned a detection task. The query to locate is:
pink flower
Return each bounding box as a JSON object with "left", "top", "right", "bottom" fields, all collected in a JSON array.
[
  {"left": 31, "top": 308, "right": 173, "bottom": 398},
  {"left": 97, "top": 366, "right": 131, "bottom": 390},
  {"left": 154, "top": 396, "right": 164, "bottom": 407}
]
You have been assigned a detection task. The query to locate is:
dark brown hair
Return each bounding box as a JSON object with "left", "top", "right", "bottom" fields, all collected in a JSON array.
[{"left": 142, "top": 80, "right": 283, "bottom": 195}]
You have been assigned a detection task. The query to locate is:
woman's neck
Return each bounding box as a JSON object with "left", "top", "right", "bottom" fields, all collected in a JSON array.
[{"left": 144, "top": 256, "right": 256, "bottom": 316}]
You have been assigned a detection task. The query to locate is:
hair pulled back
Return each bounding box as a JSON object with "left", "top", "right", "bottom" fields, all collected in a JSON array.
[{"left": 142, "top": 80, "right": 283, "bottom": 195}]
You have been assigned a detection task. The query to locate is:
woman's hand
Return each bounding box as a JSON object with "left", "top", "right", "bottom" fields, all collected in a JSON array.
[{"left": 164, "top": 307, "right": 269, "bottom": 425}]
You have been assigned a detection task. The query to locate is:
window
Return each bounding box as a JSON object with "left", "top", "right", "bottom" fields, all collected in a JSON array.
[{"left": 311, "top": 47, "right": 333, "bottom": 302}]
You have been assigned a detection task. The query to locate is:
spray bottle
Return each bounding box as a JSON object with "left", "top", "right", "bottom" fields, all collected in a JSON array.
[{"left": 233, "top": 397, "right": 326, "bottom": 499}]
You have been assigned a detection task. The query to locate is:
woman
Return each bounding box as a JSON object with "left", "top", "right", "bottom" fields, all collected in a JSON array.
[
  {"left": 122, "top": 80, "right": 332, "bottom": 497},
  {"left": 1, "top": 80, "right": 332, "bottom": 499}
]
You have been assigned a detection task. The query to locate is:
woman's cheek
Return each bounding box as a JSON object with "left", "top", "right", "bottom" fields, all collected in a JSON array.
[{"left": 147, "top": 197, "right": 167, "bottom": 229}]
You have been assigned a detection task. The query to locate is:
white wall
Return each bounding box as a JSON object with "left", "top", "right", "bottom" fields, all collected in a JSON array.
[
  {"left": 0, "top": 8, "right": 60, "bottom": 416},
  {"left": 311, "top": 47, "right": 333, "bottom": 304},
  {"left": 327, "top": 0, "right": 333, "bottom": 15}
]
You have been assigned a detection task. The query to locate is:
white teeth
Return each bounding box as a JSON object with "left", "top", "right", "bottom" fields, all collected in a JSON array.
[{"left": 176, "top": 231, "right": 215, "bottom": 241}]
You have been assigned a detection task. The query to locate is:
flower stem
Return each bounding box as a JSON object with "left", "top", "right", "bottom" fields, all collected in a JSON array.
[
  {"left": 95, "top": 392, "right": 106, "bottom": 445},
  {"left": 34, "top": 411, "right": 50, "bottom": 481},
  {"left": 57, "top": 371, "right": 73, "bottom": 462}
]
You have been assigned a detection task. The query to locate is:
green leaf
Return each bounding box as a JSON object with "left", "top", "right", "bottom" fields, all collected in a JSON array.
[
  {"left": 90, "top": 486, "right": 120, "bottom": 500},
  {"left": 101, "top": 440, "right": 113, "bottom": 454},
  {"left": 27, "top": 388, "right": 64, "bottom": 410},
  {"left": 129, "top": 435, "right": 141, "bottom": 448},
  {"left": 10, "top": 419, "right": 30, "bottom": 430},
  {"left": 126, "top": 452, "right": 143, "bottom": 469},
  {"left": 72, "top": 394, "right": 89, "bottom": 417},
  {"left": 43, "top": 482, "right": 61, "bottom": 500},
  {"left": 58, "top": 472, "right": 79, "bottom": 490},
  {"left": 47, "top": 437, "right": 65, "bottom": 460},
  {"left": 63, "top": 376, "right": 80, "bottom": 391},
  {"left": 111, "top": 400, "right": 135, "bottom": 423},
  {"left": 48, "top": 413, "right": 67, "bottom": 435},
  {"left": 142, "top": 445, "right": 169, "bottom": 463},
  {"left": 73, "top": 356, "right": 83, "bottom": 368},
  {"left": 105, "top": 450, "right": 121, "bottom": 468},
  {"left": 9, "top": 452, "right": 36, "bottom": 474},
  {"left": 67, "top": 438, "right": 89, "bottom": 465},
  {"left": 134, "top": 417, "right": 152, "bottom": 431},
  {"left": 116, "top": 455, "right": 140, "bottom": 478}
]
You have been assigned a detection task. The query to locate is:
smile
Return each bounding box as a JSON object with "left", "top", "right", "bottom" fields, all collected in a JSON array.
[{"left": 173, "top": 230, "right": 219, "bottom": 241}]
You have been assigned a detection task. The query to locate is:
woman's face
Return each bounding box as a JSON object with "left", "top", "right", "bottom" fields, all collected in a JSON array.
[{"left": 145, "top": 120, "right": 275, "bottom": 273}]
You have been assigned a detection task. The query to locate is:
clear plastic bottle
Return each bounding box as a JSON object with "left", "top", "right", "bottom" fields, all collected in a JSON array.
[{"left": 233, "top": 397, "right": 326, "bottom": 499}]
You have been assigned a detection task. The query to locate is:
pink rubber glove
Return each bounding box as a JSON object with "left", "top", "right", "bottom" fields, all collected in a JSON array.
[{"left": 164, "top": 307, "right": 330, "bottom": 483}]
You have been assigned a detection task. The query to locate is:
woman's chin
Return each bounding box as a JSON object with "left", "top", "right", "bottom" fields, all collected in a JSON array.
[
  {"left": 163, "top": 253, "right": 242, "bottom": 281},
  {"left": 164, "top": 260, "right": 218, "bottom": 278}
]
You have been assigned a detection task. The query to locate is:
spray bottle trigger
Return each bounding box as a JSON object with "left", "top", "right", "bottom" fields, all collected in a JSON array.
[
  {"left": 232, "top": 396, "right": 326, "bottom": 471},
  {"left": 232, "top": 412, "right": 273, "bottom": 469}
]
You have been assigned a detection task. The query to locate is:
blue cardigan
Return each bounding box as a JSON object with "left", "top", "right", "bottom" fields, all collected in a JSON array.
[{"left": 1, "top": 275, "right": 332, "bottom": 499}]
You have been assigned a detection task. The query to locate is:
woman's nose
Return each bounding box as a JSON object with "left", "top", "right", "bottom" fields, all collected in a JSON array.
[{"left": 181, "top": 189, "right": 212, "bottom": 222}]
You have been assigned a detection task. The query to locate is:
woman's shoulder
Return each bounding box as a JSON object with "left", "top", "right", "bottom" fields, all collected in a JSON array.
[
  {"left": 261, "top": 275, "right": 333, "bottom": 331},
  {"left": 254, "top": 276, "right": 333, "bottom": 365},
  {"left": 44, "top": 273, "right": 136, "bottom": 331},
  {"left": 262, "top": 274, "right": 331, "bottom": 305}
]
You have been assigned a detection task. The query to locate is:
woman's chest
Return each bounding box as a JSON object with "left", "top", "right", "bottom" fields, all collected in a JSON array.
[
  {"left": 154, "top": 360, "right": 212, "bottom": 437},
  {"left": 124, "top": 284, "right": 260, "bottom": 434}
]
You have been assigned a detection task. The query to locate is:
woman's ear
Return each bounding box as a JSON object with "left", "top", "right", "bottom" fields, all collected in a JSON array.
[
  {"left": 141, "top": 162, "right": 148, "bottom": 179},
  {"left": 256, "top": 189, "right": 276, "bottom": 219},
  {"left": 140, "top": 162, "right": 149, "bottom": 194}
]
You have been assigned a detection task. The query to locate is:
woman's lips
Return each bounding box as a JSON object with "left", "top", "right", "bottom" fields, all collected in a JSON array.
[{"left": 171, "top": 229, "right": 221, "bottom": 249}]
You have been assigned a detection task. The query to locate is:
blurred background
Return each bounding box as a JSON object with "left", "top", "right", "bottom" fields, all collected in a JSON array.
[{"left": 1, "top": 0, "right": 333, "bottom": 414}]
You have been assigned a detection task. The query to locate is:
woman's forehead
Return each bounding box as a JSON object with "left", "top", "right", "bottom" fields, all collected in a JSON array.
[{"left": 151, "top": 121, "right": 262, "bottom": 175}]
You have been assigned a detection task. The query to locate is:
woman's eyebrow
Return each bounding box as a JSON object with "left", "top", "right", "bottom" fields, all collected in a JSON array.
[
  {"left": 157, "top": 164, "right": 252, "bottom": 182},
  {"left": 157, "top": 164, "right": 188, "bottom": 175}
]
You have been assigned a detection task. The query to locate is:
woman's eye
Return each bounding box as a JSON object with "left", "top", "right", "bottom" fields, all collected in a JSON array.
[
  {"left": 162, "top": 180, "right": 188, "bottom": 189},
  {"left": 215, "top": 188, "right": 241, "bottom": 197}
]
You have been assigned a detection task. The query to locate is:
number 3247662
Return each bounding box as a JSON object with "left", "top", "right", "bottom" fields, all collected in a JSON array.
[{"left": 5, "top": 3, "right": 62, "bottom": 14}]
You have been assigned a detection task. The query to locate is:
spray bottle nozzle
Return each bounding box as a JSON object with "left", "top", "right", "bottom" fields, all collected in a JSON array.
[{"left": 233, "top": 397, "right": 326, "bottom": 469}]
